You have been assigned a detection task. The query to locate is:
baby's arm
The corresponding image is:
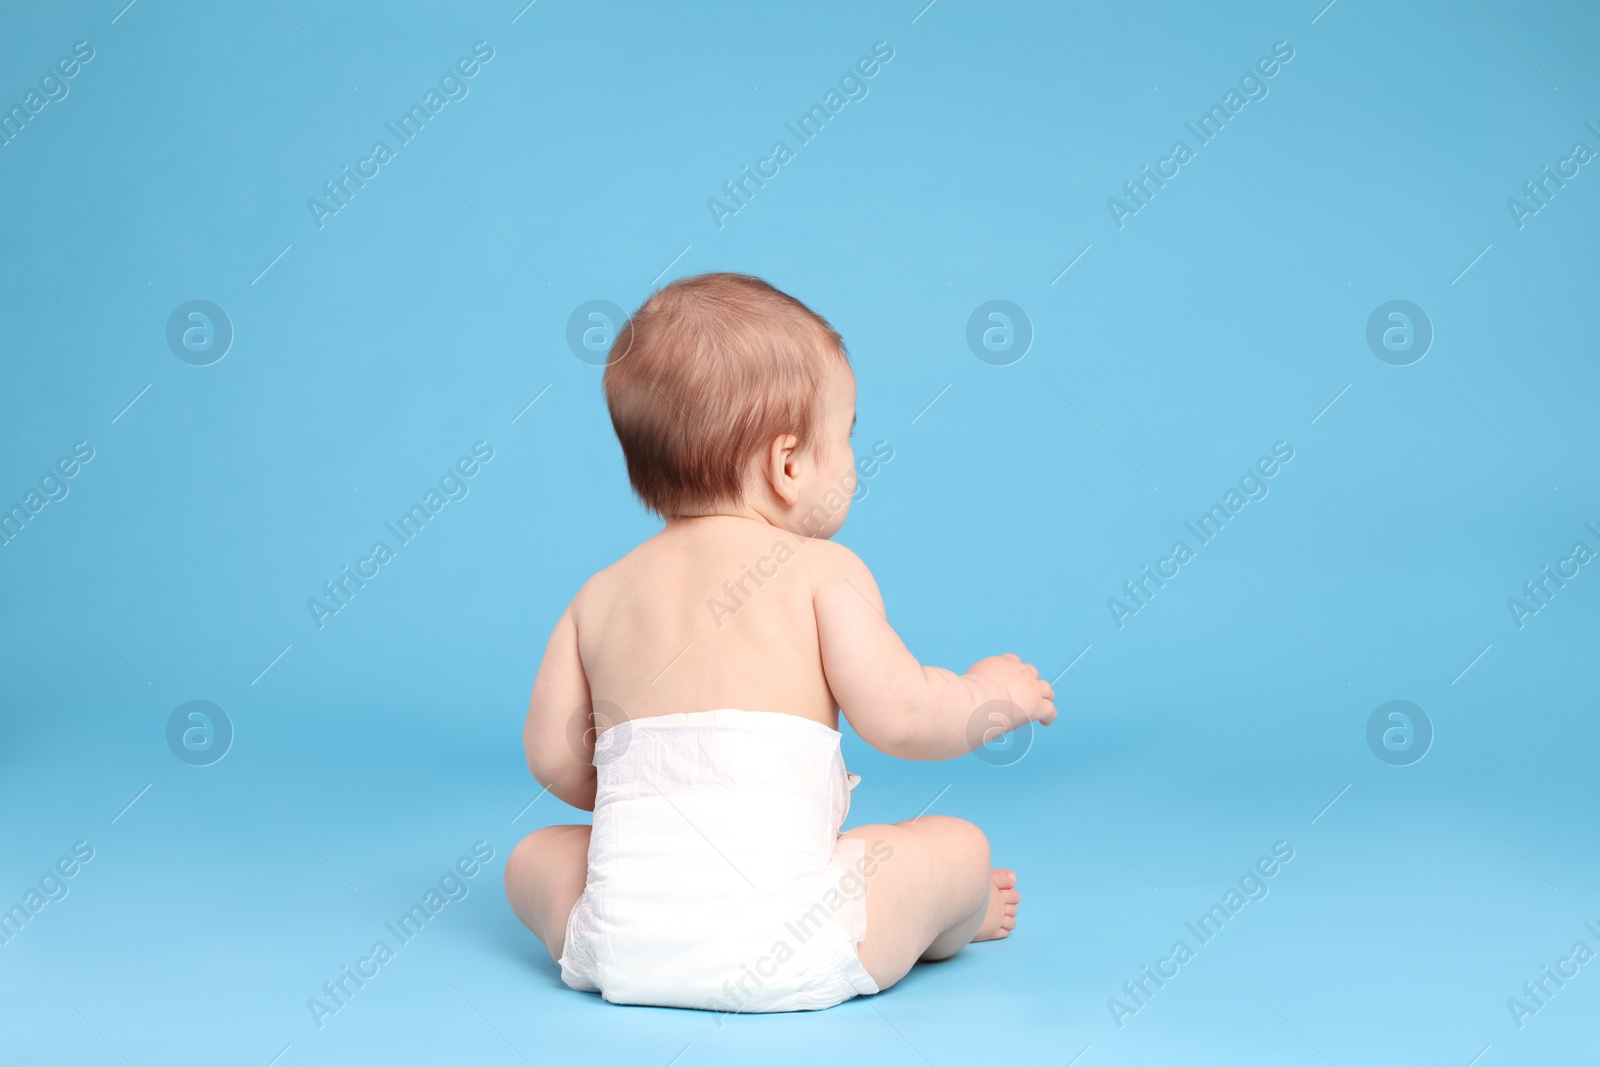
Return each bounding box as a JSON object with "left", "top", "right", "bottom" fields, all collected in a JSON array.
[
  {"left": 814, "top": 544, "right": 1056, "bottom": 760},
  {"left": 521, "top": 606, "right": 598, "bottom": 811}
]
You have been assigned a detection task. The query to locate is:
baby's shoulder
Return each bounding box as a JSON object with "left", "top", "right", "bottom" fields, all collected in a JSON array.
[
  {"left": 567, "top": 541, "right": 648, "bottom": 618},
  {"left": 786, "top": 536, "right": 875, "bottom": 590}
]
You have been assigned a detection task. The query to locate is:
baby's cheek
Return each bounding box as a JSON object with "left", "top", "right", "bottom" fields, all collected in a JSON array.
[{"left": 829, "top": 495, "right": 852, "bottom": 535}]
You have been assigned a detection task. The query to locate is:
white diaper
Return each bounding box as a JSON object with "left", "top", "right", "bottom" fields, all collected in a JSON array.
[{"left": 559, "top": 708, "right": 880, "bottom": 1013}]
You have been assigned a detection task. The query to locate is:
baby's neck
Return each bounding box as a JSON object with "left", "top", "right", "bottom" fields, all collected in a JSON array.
[{"left": 668, "top": 505, "right": 777, "bottom": 530}]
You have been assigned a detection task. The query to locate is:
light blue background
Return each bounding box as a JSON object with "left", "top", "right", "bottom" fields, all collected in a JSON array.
[{"left": 2, "top": 1, "right": 1597, "bottom": 1063}]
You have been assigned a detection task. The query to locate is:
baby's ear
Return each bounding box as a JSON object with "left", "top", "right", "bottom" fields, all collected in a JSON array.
[{"left": 765, "top": 433, "right": 802, "bottom": 505}]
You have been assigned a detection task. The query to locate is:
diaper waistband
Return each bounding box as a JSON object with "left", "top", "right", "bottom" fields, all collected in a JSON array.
[
  {"left": 590, "top": 708, "right": 853, "bottom": 812},
  {"left": 599, "top": 708, "right": 839, "bottom": 743}
]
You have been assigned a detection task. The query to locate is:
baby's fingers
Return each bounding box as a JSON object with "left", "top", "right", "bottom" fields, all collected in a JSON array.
[{"left": 1034, "top": 677, "right": 1057, "bottom": 725}]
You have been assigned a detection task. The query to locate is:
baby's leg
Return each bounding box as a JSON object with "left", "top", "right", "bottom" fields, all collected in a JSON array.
[
  {"left": 504, "top": 824, "right": 590, "bottom": 962},
  {"left": 840, "top": 815, "right": 1020, "bottom": 991}
]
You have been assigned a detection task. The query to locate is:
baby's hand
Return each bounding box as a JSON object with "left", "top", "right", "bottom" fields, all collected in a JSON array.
[{"left": 966, "top": 653, "right": 1057, "bottom": 727}]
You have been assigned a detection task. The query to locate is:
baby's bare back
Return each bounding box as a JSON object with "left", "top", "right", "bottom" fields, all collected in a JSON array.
[{"left": 571, "top": 515, "right": 843, "bottom": 730}]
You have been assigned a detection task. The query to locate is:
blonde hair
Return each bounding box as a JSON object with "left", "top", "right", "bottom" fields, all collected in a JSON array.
[{"left": 602, "top": 272, "right": 849, "bottom": 517}]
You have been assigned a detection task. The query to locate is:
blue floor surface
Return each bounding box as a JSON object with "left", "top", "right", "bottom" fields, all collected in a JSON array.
[{"left": 3, "top": 0, "right": 1598, "bottom": 1063}]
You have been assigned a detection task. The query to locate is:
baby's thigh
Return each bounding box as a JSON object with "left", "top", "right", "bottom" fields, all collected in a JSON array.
[
  {"left": 505, "top": 824, "right": 591, "bottom": 962},
  {"left": 841, "top": 815, "right": 991, "bottom": 988}
]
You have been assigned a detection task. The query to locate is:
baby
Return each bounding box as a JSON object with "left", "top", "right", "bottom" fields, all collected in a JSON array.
[{"left": 505, "top": 273, "right": 1056, "bottom": 1012}]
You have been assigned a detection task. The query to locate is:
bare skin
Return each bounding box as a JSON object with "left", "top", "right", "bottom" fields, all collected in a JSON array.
[{"left": 505, "top": 360, "right": 1055, "bottom": 993}]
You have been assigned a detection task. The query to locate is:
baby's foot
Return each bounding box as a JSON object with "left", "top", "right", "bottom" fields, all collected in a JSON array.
[{"left": 973, "top": 868, "right": 1019, "bottom": 941}]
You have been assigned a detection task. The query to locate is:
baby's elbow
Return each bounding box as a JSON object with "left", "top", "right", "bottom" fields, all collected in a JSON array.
[
  {"left": 548, "top": 776, "right": 597, "bottom": 812},
  {"left": 527, "top": 751, "right": 596, "bottom": 812},
  {"left": 539, "top": 767, "right": 597, "bottom": 812}
]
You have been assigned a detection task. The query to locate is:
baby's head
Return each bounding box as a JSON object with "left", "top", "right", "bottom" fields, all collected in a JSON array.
[{"left": 603, "top": 272, "right": 857, "bottom": 538}]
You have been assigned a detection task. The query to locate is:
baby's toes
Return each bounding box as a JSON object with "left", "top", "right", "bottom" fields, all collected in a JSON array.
[{"left": 990, "top": 868, "right": 1017, "bottom": 891}]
